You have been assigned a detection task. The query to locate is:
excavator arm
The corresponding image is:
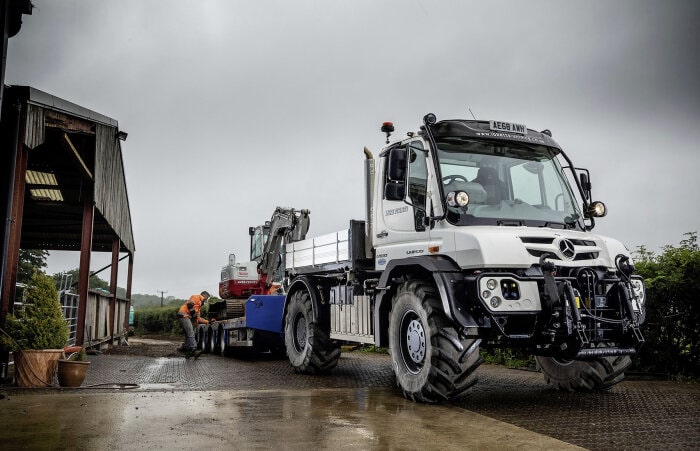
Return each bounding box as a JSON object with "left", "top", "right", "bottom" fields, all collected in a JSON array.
[{"left": 258, "top": 207, "right": 310, "bottom": 288}]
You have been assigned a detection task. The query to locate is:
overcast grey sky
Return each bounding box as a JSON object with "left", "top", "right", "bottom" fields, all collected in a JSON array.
[{"left": 6, "top": 0, "right": 700, "bottom": 299}]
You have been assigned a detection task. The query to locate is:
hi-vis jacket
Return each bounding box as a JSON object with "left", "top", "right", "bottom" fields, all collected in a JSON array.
[{"left": 177, "top": 294, "right": 209, "bottom": 325}]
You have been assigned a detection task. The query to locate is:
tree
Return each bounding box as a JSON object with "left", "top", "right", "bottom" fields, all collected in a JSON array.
[
  {"left": 634, "top": 232, "right": 700, "bottom": 378},
  {"left": 1, "top": 270, "right": 69, "bottom": 351},
  {"left": 17, "top": 249, "right": 49, "bottom": 285}
]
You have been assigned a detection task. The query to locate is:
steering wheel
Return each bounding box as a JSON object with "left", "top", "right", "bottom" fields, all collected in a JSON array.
[{"left": 442, "top": 175, "right": 469, "bottom": 185}]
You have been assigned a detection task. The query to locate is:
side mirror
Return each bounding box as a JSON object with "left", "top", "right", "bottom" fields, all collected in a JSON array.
[
  {"left": 384, "top": 182, "right": 405, "bottom": 201},
  {"left": 388, "top": 146, "right": 407, "bottom": 181},
  {"left": 384, "top": 146, "right": 407, "bottom": 201},
  {"left": 579, "top": 172, "right": 592, "bottom": 200}
]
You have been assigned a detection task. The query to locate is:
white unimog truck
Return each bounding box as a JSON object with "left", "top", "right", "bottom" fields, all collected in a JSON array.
[{"left": 281, "top": 113, "right": 646, "bottom": 402}]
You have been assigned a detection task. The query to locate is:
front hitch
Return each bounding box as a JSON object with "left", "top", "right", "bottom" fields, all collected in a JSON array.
[{"left": 539, "top": 254, "right": 589, "bottom": 353}]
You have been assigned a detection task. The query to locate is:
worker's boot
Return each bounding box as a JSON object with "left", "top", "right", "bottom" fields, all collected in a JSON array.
[{"left": 192, "top": 350, "right": 202, "bottom": 359}]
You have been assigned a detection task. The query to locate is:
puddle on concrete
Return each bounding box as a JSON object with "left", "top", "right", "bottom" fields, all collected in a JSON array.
[
  {"left": 136, "top": 383, "right": 179, "bottom": 390},
  {"left": 0, "top": 388, "right": 583, "bottom": 450}
]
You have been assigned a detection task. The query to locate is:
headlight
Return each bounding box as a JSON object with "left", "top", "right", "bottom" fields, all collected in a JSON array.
[
  {"left": 446, "top": 191, "right": 469, "bottom": 207},
  {"left": 587, "top": 201, "right": 607, "bottom": 217}
]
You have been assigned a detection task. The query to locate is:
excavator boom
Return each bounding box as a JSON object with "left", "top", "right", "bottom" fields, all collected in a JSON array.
[
  {"left": 259, "top": 207, "right": 310, "bottom": 288},
  {"left": 219, "top": 207, "right": 310, "bottom": 300}
]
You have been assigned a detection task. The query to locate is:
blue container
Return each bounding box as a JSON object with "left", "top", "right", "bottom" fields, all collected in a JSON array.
[
  {"left": 245, "top": 295, "right": 285, "bottom": 333},
  {"left": 129, "top": 306, "right": 134, "bottom": 326}
]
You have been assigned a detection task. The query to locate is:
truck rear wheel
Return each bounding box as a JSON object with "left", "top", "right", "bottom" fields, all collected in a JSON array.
[
  {"left": 389, "top": 280, "right": 482, "bottom": 403},
  {"left": 285, "top": 290, "right": 340, "bottom": 374},
  {"left": 536, "top": 347, "right": 632, "bottom": 391}
]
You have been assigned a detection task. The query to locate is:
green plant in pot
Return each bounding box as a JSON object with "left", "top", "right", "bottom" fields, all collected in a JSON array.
[{"left": 0, "top": 270, "right": 69, "bottom": 387}]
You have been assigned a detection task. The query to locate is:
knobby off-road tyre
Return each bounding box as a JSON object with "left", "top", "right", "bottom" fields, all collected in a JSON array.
[
  {"left": 285, "top": 290, "right": 340, "bottom": 374},
  {"left": 536, "top": 344, "right": 632, "bottom": 391},
  {"left": 389, "top": 280, "right": 482, "bottom": 403}
]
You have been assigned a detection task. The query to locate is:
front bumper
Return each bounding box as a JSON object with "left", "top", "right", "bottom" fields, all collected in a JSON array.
[{"left": 461, "top": 264, "right": 646, "bottom": 359}]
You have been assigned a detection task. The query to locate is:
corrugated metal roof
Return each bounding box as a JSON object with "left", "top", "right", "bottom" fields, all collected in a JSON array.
[
  {"left": 8, "top": 85, "right": 135, "bottom": 254},
  {"left": 24, "top": 86, "right": 118, "bottom": 128}
]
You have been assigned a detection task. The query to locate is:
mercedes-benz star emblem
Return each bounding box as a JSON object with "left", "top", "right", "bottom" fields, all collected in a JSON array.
[{"left": 558, "top": 239, "right": 576, "bottom": 260}]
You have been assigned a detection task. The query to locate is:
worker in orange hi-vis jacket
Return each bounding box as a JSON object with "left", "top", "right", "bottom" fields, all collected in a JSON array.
[{"left": 177, "top": 291, "right": 211, "bottom": 357}]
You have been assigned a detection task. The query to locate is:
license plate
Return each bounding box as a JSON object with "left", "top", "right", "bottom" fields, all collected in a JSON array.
[{"left": 489, "top": 120, "right": 528, "bottom": 135}]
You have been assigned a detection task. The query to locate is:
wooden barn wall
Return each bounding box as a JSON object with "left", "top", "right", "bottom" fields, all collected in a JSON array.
[
  {"left": 94, "top": 124, "right": 135, "bottom": 253},
  {"left": 113, "top": 299, "right": 126, "bottom": 336},
  {"left": 84, "top": 291, "right": 129, "bottom": 344}
]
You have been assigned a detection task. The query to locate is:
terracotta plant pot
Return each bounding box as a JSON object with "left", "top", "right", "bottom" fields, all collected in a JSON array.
[
  {"left": 57, "top": 359, "right": 91, "bottom": 387},
  {"left": 13, "top": 349, "right": 64, "bottom": 388}
]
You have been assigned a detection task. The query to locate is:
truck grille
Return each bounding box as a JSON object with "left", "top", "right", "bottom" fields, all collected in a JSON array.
[{"left": 519, "top": 236, "right": 600, "bottom": 261}]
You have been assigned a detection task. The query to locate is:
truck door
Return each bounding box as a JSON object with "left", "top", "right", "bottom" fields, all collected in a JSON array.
[{"left": 375, "top": 140, "right": 431, "bottom": 269}]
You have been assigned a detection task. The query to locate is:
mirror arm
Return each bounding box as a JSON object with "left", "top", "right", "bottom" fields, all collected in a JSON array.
[{"left": 421, "top": 114, "right": 448, "bottom": 222}]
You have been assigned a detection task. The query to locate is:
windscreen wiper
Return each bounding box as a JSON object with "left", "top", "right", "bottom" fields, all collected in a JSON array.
[{"left": 542, "top": 221, "right": 567, "bottom": 229}]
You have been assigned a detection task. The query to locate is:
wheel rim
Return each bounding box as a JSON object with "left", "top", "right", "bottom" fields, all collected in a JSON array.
[
  {"left": 400, "top": 310, "right": 426, "bottom": 374},
  {"left": 293, "top": 312, "right": 307, "bottom": 352}
]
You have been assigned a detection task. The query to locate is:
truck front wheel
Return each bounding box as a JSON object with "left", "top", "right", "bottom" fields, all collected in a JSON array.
[
  {"left": 536, "top": 348, "right": 631, "bottom": 391},
  {"left": 389, "top": 280, "right": 482, "bottom": 403},
  {"left": 285, "top": 290, "right": 340, "bottom": 374}
]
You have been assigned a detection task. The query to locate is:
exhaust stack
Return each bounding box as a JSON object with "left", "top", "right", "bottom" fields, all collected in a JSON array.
[{"left": 363, "top": 147, "right": 375, "bottom": 259}]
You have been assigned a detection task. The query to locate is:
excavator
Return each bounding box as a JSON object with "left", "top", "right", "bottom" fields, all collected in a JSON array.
[
  {"left": 213, "top": 207, "right": 310, "bottom": 320},
  {"left": 195, "top": 207, "right": 310, "bottom": 355}
]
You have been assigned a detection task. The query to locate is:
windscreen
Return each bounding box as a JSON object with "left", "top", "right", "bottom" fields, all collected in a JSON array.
[{"left": 436, "top": 137, "right": 583, "bottom": 229}]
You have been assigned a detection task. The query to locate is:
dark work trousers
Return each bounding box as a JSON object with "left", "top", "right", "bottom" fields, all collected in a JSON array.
[{"left": 179, "top": 316, "right": 197, "bottom": 350}]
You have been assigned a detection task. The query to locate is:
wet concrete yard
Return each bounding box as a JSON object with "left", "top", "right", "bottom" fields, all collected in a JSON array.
[
  {"left": 0, "top": 339, "right": 698, "bottom": 450},
  {"left": 0, "top": 389, "right": 583, "bottom": 450}
]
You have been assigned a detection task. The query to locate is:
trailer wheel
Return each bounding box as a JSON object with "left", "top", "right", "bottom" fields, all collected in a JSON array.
[
  {"left": 218, "top": 326, "right": 227, "bottom": 357},
  {"left": 389, "top": 280, "right": 482, "bottom": 403},
  {"left": 536, "top": 345, "right": 632, "bottom": 391},
  {"left": 285, "top": 290, "right": 340, "bottom": 374},
  {"left": 208, "top": 326, "right": 218, "bottom": 354},
  {"left": 197, "top": 328, "right": 206, "bottom": 351}
]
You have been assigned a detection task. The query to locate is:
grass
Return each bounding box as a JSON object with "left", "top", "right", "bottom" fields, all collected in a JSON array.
[{"left": 480, "top": 348, "right": 535, "bottom": 369}]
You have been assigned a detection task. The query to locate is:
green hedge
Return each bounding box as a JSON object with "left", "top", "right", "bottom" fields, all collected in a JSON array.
[
  {"left": 632, "top": 232, "right": 700, "bottom": 378},
  {"left": 133, "top": 302, "right": 211, "bottom": 337},
  {"left": 133, "top": 306, "right": 181, "bottom": 336}
]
